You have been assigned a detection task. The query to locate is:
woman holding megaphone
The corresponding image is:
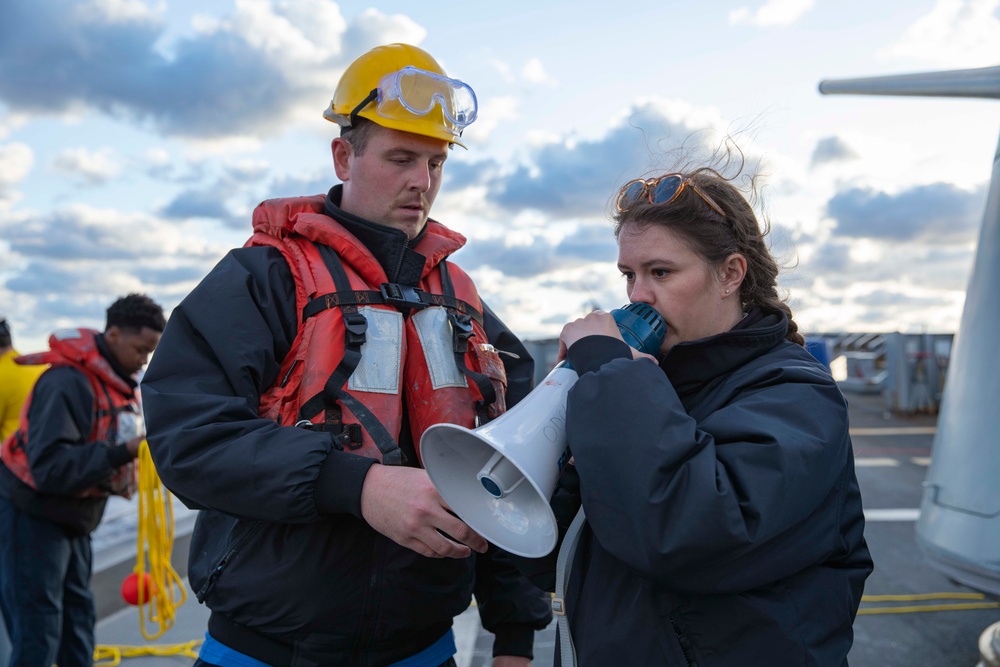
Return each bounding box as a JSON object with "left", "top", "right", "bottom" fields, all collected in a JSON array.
[{"left": 518, "top": 160, "right": 872, "bottom": 667}]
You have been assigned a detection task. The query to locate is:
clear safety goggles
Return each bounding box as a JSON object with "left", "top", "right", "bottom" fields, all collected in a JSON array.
[{"left": 351, "top": 66, "right": 478, "bottom": 131}]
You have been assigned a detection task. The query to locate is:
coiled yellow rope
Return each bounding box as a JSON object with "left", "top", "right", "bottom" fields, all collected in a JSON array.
[
  {"left": 93, "top": 440, "right": 201, "bottom": 665},
  {"left": 93, "top": 640, "right": 202, "bottom": 666},
  {"left": 133, "top": 439, "right": 187, "bottom": 638}
]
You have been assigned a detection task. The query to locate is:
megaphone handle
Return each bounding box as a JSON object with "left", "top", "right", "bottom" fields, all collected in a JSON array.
[{"left": 553, "top": 508, "right": 586, "bottom": 667}]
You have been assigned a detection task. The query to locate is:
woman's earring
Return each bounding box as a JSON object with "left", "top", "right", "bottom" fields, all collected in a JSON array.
[{"left": 725, "top": 289, "right": 731, "bottom": 294}]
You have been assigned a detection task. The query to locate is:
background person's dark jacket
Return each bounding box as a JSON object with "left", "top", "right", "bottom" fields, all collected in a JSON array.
[
  {"left": 141, "top": 188, "right": 551, "bottom": 667},
  {"left": 0, "top": 336, "right": 136, "bottom": 536},
  {"left": 520, "top": 309, "right": 872, "bottom": 667}
]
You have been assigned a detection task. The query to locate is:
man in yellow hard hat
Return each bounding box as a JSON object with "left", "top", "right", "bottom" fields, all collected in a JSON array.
[
  {"left": 0, "top": 318, "right": 45, "bottom": 442},
  {"left": 143, "top": 44, "right": 551, "bottom": 667}
]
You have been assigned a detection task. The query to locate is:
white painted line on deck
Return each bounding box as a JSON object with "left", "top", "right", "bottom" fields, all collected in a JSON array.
[
  {"left": 855, "top": 457, "right": 900, "bottom": 467},
  {"left": 850, "top": 427, "right": 937, "bottom": 436},
  {"left": 865, "top": 508, "right": 920, "bottom": 522},
  {"left": 910, "top": 457, "right": 932, "bottom": 466}
]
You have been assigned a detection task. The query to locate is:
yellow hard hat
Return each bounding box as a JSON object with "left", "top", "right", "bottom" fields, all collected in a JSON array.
[{"left": 324, "top": 43, "right": 477, "bottom": 148}]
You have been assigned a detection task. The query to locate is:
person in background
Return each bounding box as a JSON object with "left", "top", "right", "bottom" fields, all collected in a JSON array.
[
  {"left": 0, "top": 318, "right": 45, "bottom": 441},
  {"left": 0, "top": 293, "right": 165, "bottom": 667},
  {"left": 525, "top": 163, "right": 872, "bottom": 666},
  {"left": 141, "top": 43, "right": 550, "bottom": 667}
]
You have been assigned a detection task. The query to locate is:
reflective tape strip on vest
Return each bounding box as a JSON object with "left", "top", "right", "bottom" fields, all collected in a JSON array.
[
  {"left": 248, "top": 195, "right": 508, "bottom": 465},
  {"left": 0, "top": 328, "right": 139, "bottom": 498}
]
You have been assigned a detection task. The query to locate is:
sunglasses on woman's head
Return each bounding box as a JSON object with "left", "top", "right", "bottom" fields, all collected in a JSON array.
[{"left": 616, "top": 174, "right": 726, "bottom": 218}]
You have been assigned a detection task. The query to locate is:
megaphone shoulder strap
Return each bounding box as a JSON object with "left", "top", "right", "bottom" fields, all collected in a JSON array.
[{"left": 553, "top": 507, "right": 586, "bottom": 667}]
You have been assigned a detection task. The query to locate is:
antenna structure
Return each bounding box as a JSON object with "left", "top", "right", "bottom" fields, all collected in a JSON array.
[{"left": 819, "top": 65, "right": 1000, "bottom": 595}]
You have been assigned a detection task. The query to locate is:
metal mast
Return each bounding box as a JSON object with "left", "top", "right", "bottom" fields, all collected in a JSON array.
[{"left": 819, "top": 65, "right": 1000, "bottom": 595}]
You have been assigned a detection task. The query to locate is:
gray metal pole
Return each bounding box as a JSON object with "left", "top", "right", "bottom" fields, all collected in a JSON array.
[
  {"left": 819, "top": 67, "right": 1000, "bottom": 595},
  {"left": 818, "top": 65, "right": 1000, "bottom": 99}
]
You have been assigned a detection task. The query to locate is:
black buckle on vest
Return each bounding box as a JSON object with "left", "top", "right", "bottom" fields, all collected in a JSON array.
[
  {"left": 380, "top": 283, "right": 428, "bottom": 311},
  {"left": 449, "top": 312, "right": 474, "bottom": 353},
  {"left": 343, "top": 312, "right": 368, "bottom": 346},
  {"left": 335, "top": 423, "right": 364, "bottom": 450}
]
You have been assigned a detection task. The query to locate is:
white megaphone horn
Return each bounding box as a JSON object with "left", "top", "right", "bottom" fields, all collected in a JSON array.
[{"left": 420, "top": 303, "right": 666, "bottom": 557}]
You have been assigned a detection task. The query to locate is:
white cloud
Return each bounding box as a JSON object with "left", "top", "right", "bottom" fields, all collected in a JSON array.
[
  {"left": 76, "top": 0, "right": 162, "bottom": 24},
  {"left": 51, "top": 147, "right": 122, "bottom": 186},
  {"left": 144, "top": 147, "right": 171, "bottom": 168},
  {"left": 0, "top": 112, "right": 31, "bottom": 141},
  {"left": 344, "top": 7, "right": 426, "bottom": 50},
  {"left": 0, "top": 200, "right": 238, "bottom": 350},
  {"left": 254, "top": 0, "right": 349, "bottom": 59},
  {"left": 0, "top": 142, "right": 34, "bottom": 200},
  {"left": 488, "top": 57, "right": 556, "bottom": 88},
  {"left": 217, "top": 0, "right": 347, "bottom": 67},
  {"left": 522, "top": 58, "right": 556, "bottom": 85},
  {"left": 0, "top": 1, "right": 432, "bottom": 140},
  {"left": 224, "top": 3, "right": 428, "bottom": 131},
  {"left": 729, "top": 0, "right": 815, "bottom": 27},
  {"left": 880, "top": 0, "right": 1000, "bottom": 68},
  {"left": 464, "top": 95, "right": 519, "bottom": 144}
]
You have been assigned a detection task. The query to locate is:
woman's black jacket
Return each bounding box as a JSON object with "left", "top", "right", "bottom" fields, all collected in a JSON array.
[{"left": 520, "top": 309, "right": 872, "bottom": 667}]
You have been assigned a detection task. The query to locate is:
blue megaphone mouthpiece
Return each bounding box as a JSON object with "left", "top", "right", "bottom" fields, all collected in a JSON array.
[
  {"left": 611, "top": 302, "right": 667, "bottom": 355},
  {"left": 559, "top": 303, "right": 666, "bottom": 372}
]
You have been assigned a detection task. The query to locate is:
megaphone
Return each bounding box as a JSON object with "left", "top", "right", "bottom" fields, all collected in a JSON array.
[{"left": 420, "top": 303, "right": 666, "bottom": 557}]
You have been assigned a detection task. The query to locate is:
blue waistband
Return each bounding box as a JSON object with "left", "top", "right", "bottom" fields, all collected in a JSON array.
[
  {"left": 389, "top": 629, "right": 456, "bottom": 666},
  {"left": 200, "top": 633, "right": 269, "bottom": 667},
  {"left": 200, "top": 629, "right": 456, "bottom": 667}
]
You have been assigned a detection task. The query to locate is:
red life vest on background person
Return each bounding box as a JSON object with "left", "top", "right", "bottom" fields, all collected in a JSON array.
[
  {"left": 0, "top": 328, "right": 139, "bottom": 499},
  {"left": 248, "top": 195, "right": 508, "bottom": 466}
]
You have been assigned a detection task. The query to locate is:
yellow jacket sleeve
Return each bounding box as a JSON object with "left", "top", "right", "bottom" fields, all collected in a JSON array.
[{"left": 0, "top": 349, "right": 46, "bottom": 441}]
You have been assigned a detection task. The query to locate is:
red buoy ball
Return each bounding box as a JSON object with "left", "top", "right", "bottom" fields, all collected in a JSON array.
[{"left": 121, "top": 572, "right": 154, "bottom": 605}]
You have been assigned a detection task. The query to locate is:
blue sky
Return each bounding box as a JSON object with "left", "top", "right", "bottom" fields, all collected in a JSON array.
[{"left": 1, "top": 0, "right": 998, "bottom": 352}]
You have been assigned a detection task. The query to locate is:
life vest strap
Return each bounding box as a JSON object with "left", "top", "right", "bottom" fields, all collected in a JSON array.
[
  {"left": 297, "top": 244, "right": 405, "bottom": 465},
  {"left": 302, "top": 284, "right": 485, "bottom": 328},
  {"left": 334, "top": 389, "right": 404, "bottom": 465},
  {"left": 439, "top": 263, "right": 496, "bottom": 423},
  {"left": 301, "top": 290, "right": 382, "bottom": 322},
  {"left": 95, "top": 381, "right": 119, "bottom": 444},
  {"left": 295, "top": 419, "right": 363, "bottom": 451}
]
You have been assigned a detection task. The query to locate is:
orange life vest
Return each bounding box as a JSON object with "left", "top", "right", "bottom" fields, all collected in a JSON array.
[
  {"left": 0, "top": 328, "right": 139, "bottom": 498},
  {"left": 247, "top": 195, "right": 507, "bottom": 465}
]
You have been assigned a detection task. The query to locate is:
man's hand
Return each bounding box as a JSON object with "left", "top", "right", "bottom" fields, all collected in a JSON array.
[
  {"left": 360, "top": 464, "right": 489, "bottom": 558},
  {"left": 125, "top": 436, "right": 144, "bottom": 459},
  {"left": 492, "top": 657, "right": 530, "bottom": 667}
]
